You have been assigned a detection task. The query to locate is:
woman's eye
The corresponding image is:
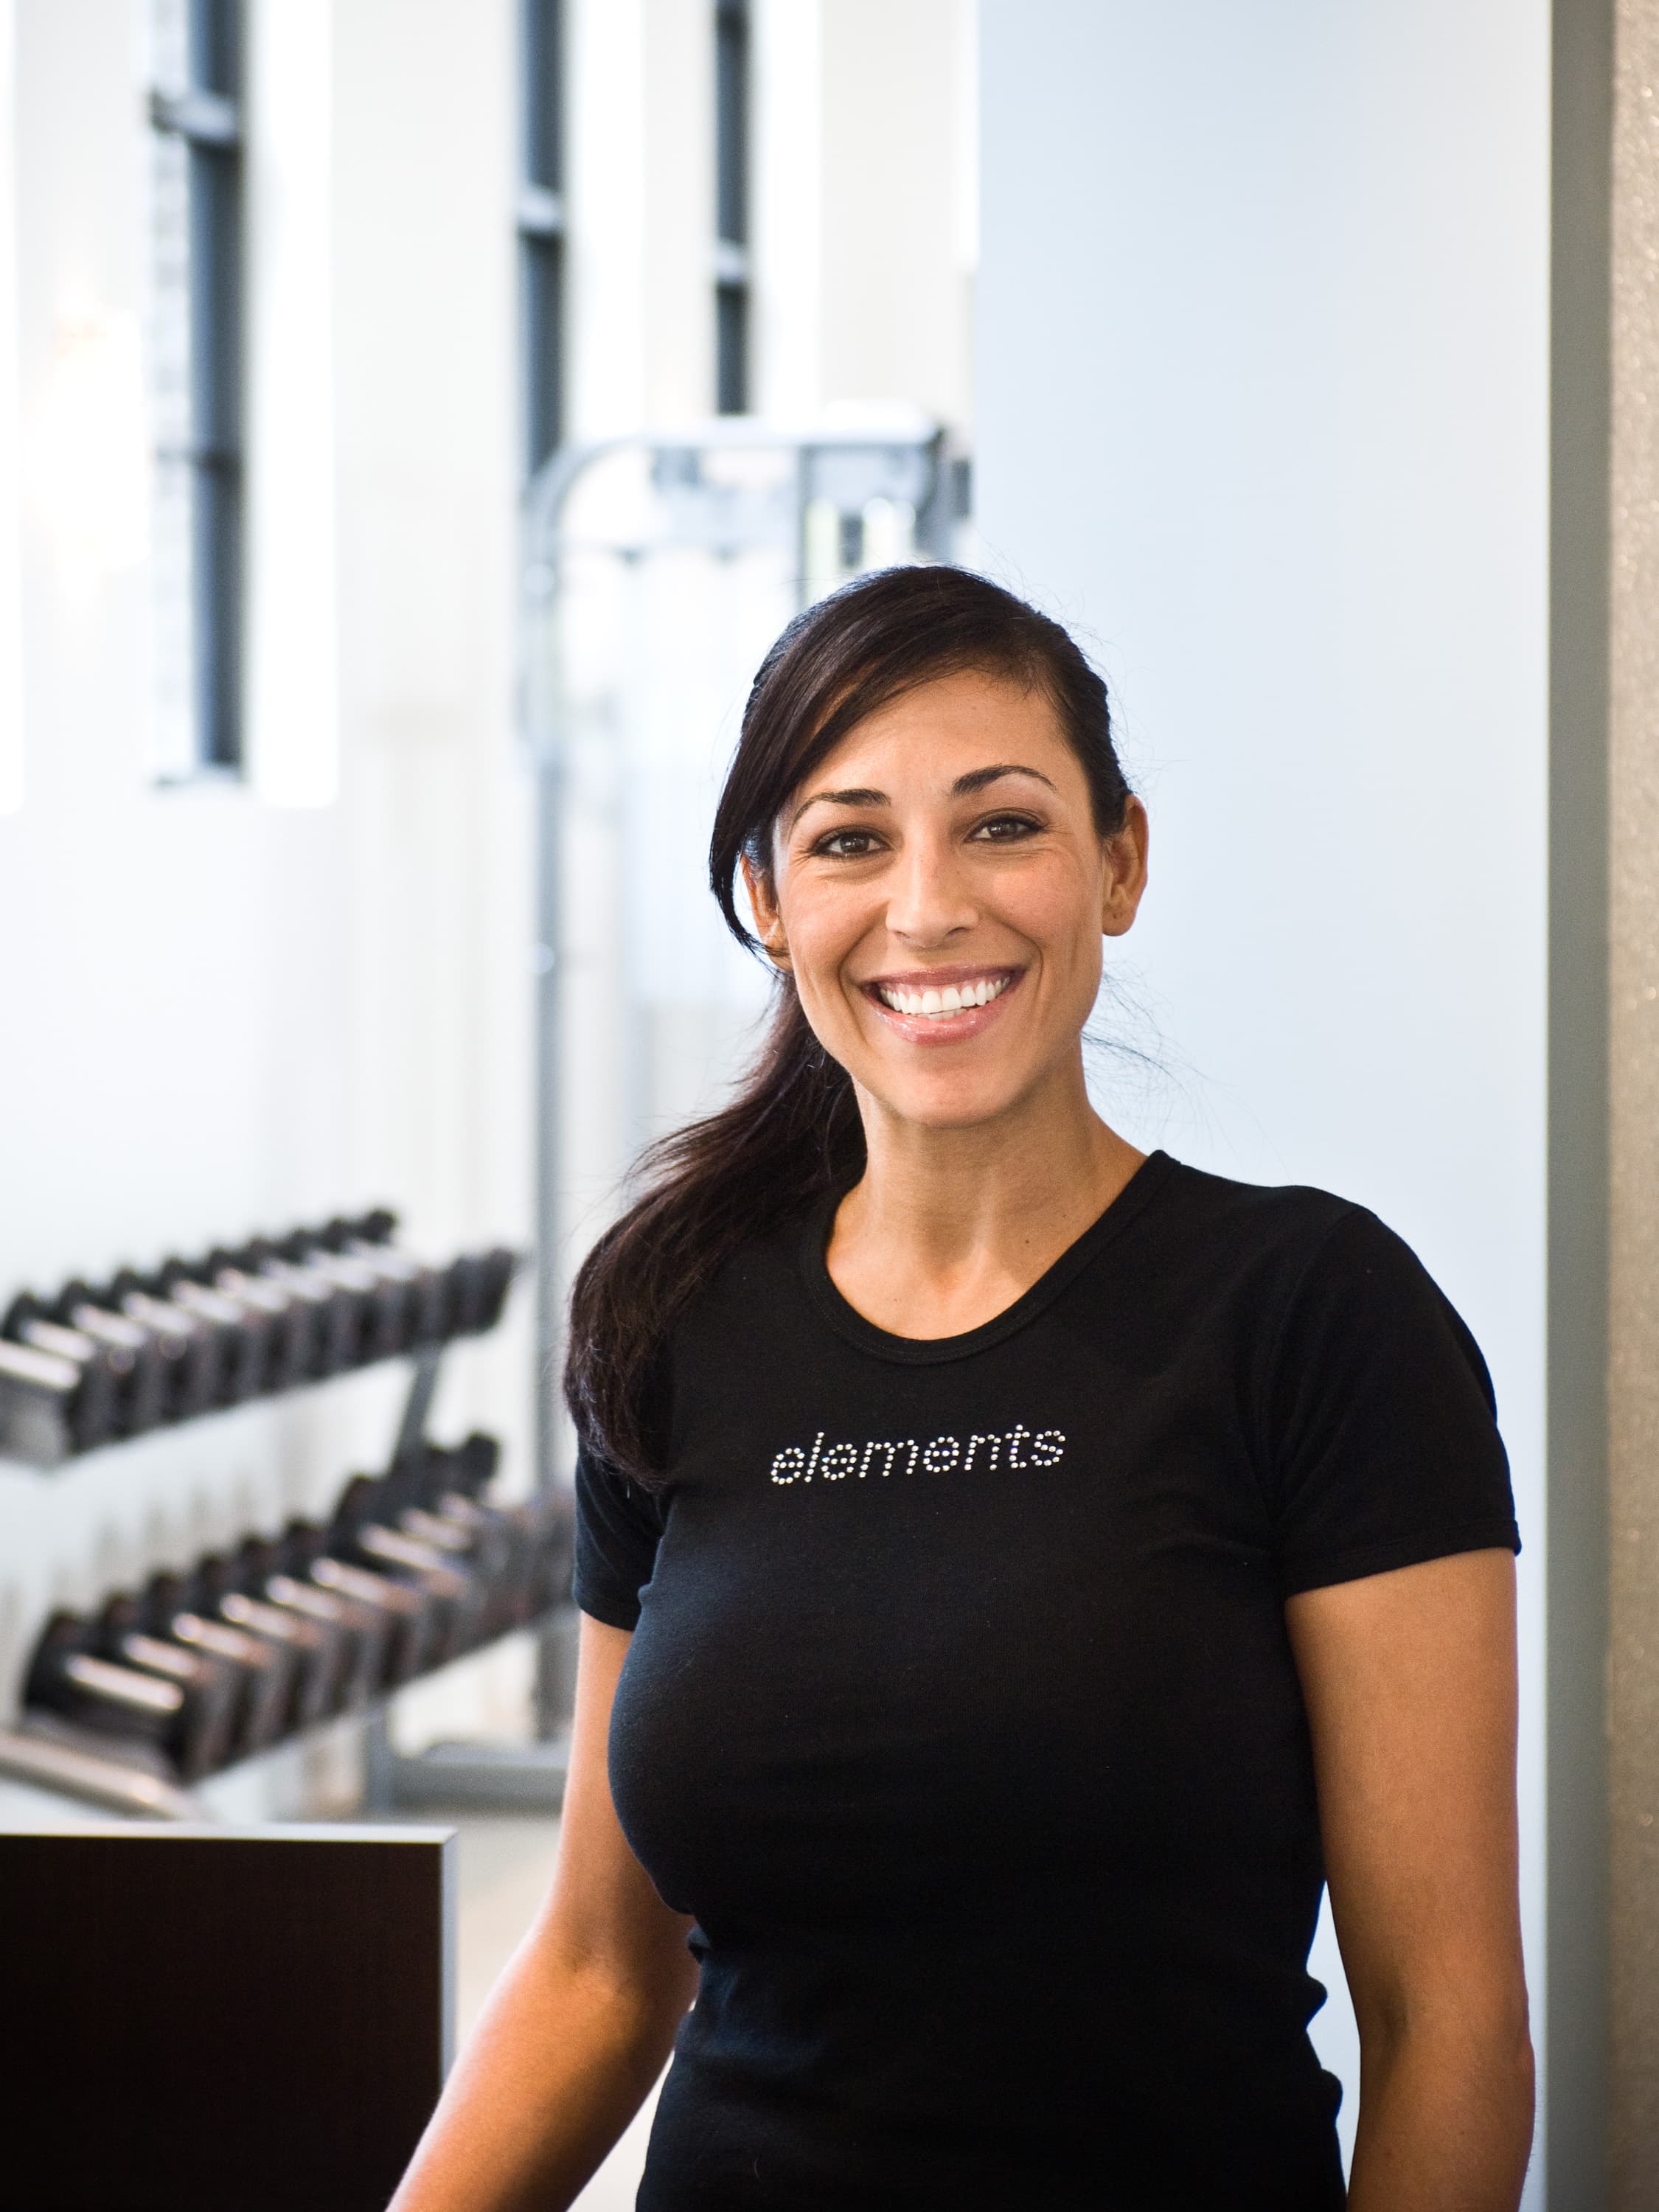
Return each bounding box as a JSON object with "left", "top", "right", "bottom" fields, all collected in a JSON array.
[
  {"left": 815, "top": 827, "right": 891, "bottom": 858},
  {"left": 812, "top": 827, "right": 884, "bottom": 859},
  {"left": 970, "top": 813, "right": 1042, "bottom": 842}
]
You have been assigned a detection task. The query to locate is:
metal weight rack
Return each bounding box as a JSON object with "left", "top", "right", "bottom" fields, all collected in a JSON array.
[{"left": 0, "top": 1217, "right": 557, "bottom": 1820}]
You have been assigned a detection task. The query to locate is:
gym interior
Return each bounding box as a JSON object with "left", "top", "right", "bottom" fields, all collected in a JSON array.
[{"left": 0, "top": 3, "right": 1655, "bottom": 2207}]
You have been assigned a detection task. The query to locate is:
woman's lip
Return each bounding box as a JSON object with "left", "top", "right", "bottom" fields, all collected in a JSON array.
[{"left": 859, "top": 967, "right": 1026, "bottom": 1043}]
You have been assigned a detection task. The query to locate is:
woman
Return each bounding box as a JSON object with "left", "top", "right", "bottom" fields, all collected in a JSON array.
[{"left": 392, "top": 567, "right": 1533, "bottom": 2210}]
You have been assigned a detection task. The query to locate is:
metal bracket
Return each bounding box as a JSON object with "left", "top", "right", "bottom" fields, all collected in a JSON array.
[
  {"left": 0, "top": 1719, "right": 206, "bottom": 1820},
  {"left": 361, "top": 1705, "right": 568, "bottom": 1815},
  {"left": 394, "top": 1343, "right": 445, "bottom": 1460}
]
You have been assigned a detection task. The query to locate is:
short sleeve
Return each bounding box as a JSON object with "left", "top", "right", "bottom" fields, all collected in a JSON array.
[
  {"left": 1262, "top": 1208, "right": 1520, "bottom": 1596},
  {"left": 573, "top": 1447, "right": 667, "bottom": 1630}
]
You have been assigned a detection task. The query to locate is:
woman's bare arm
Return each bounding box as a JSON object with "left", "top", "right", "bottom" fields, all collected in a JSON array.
[
  {"left": 389, "top": 1615, "right": 698, "bottom": 2212},
  {"left": 1286, "top": 1548, "right": 1533, "bottom": 2212}
]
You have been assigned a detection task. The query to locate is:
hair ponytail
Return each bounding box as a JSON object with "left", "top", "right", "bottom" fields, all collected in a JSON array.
[
  {"left": 563, "top": 564, "right": 1130, "bottom": 1481},
  {"left": 564, "top": 987, "right": 862, "bottom": 1478}
]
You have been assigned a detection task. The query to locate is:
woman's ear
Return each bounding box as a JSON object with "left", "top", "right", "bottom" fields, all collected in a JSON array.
[
  {"left": 740, "top": 854, "right": 791, "bottom": 969},
  {"left": 1101, "top": 796, "right": 1150, "bottom": 939}
]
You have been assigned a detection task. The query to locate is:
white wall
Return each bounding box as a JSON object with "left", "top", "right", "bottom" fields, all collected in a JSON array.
[
  {"left": 565, "top": 0, "right": 717, "bottom": 437},
  {"left": 752, "top": 0, "right": 977, "bottom": 428},
  {"left": 975, "top": 1, "right": 1550, "bottom": 2195}
]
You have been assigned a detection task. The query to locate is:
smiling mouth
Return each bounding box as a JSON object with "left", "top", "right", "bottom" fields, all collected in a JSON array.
[{"left": 869, "top": 973, "right": 1017, "bottom": 1020}]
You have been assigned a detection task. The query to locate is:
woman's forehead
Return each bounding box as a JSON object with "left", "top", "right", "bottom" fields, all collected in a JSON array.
[{"left": 806, "top": 671, "right": 1071, "bottom": 784}]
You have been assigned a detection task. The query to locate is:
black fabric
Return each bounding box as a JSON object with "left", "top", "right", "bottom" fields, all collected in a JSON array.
[{"left": 574, "top": 1153, "right": 1520, "bottom": 2211}]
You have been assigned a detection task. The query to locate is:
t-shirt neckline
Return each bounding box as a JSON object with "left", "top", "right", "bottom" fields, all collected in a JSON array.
[{"left": 799, "top": 1149, "right": 1179, "bottom": 1366}]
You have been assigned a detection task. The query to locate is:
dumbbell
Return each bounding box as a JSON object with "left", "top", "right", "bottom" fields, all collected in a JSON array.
[
  {"left": 0, "top": 1307, "right": 123, "bottom": 1452},
  {"left": 293, "top": 1215, "right": 518, "bottom": 1345},
  {"left": 4, "top": 1290, "right": 168, "bottom": 1441},
  {"left": 406, "top": 1472, "right": 515, "bottom": 1579},
  {"left": 58, "top": 1276, "right": 221, "bottom": 1422},
  {"left": 77, "top": 1601, "right": 243, "bottom": 1780},
  {"left": 172, "top": 1262, "right": 319, "bottom": 1390},
  {"left": 187, "top": 1551, "right": 349, "bottom": 1730},
  {"left": 26, "top": 1610, "right": 238, "bottom": 1781},
  {"left": 129, "top": 1572, "right": 296, "bottom": 1757},
  {"left": 342, "top": 1206, "right": 399, "bottom": 1246},
  {"left": 190, "top": 1251, "right": 334, "bottom": 1381},
  {"left": 277, "top": 1234, "right": 420, "bottom": 1361},
  {"left": 103, "top": 1274, "right": 232, "bottom": 1412},
  {"left": 248, "top": 1235, "right": 401, "bottom": 1364},
  {"left": 122, "top": 1220, "right": 515, "bottom": 1403},
  {"left": 0, "top": 1335, "right": 84, "bottom": 1462},
  {"left": 487, "top": 1486, "right": 574, "bottom": 1627},
  {"left": 439, "top": 1435, "right": 574, "bottom": 1624},
  {"left": 279, "top": 1519, "right": 438, "bottom": 1686},
  {"left": 424, "top": 1437, "right": 567, "bottom": 1635},
  {"left": 437, "top": 1248, "right": 518, "bottom": 1338},
  {"left": 230, "top": 1533, "right": 387, "bottom": 1710},
  {"left": 261, "top": 1218, "right": 469, "bottom": 1360},
  {"left": 362, "top": 1447, "right": 520, "bottom": 1647},
  {"left": 288, "top": 1222, "right": 518, "bottom": 1351},
  {"left": 451, "top": 1432, "right": 503, "bottom": 1496},
  {"left": 108, "top": 1265, "right": 274, "bottom": 1405},
  {"left": 302, "top": 1214, "right": 448, "bottom": 1346},
  {"left": 327, "top": 1473, "right": 487, "bottom": 1665},
  {"left": 201, "top": 1237, "right": 374, "bottom": 1376},
  {"left": 389, "top": 1436, "right": 570, "bottom": 1641},
  {"left": 330, "top": 1472, "right": 489, "bottom": 1661}
]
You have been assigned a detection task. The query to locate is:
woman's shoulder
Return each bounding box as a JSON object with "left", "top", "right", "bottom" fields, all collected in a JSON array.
[
  {"left": 1150, "top": 1153, "right": 1392, "bottom": 1275},
  {"left": 1149, "top": 1155, "right": 1496, "bottom": 1415},
  {"left": 1144, "top": 1155, "right": 1475, "bottom": 1365}
]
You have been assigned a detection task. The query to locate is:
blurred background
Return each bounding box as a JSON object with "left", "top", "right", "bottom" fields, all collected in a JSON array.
[{"left": 0, "top": 2, "right": 1653, "bottom": 2206}]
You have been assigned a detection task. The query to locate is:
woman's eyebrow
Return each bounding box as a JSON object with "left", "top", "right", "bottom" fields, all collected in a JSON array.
[
  {"left": 788, "top": 785, "right": 887, "bottom": 830},
  {"left": 951, "top": 763, "right": 1059, "bottom": 797}
]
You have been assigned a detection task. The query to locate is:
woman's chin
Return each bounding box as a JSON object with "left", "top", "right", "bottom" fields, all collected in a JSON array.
[{"left": 855, "top": 1065, "right": 1041, "bottom": 1135}]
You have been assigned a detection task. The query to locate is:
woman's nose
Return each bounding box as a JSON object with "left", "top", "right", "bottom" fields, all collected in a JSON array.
[{"left": 884, "top": 834, "right": 978, "bottom": 945}]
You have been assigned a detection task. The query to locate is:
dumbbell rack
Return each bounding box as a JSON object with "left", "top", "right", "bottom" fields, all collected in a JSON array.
[{"left": 0, "top": 1214, "right": 572, "bottom": 1820}]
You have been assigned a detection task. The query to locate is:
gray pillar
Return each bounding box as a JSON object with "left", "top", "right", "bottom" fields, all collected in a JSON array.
[
  {"left": 1610, "top": 5, "right": 1659, "bottom": 2200},
  {"left": 1551, "top": 3, "right": 1613, "bottom": 2201}
]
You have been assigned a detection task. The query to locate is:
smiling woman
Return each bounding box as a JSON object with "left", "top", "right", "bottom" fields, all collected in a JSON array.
[{"left": 390, "top": 568, "right": 1533, "bottom": 2212}]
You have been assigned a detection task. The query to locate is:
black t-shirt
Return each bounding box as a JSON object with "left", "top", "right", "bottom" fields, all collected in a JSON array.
[{"left": 574, "top": 1153, "right": 1520, "bottom": 2211}]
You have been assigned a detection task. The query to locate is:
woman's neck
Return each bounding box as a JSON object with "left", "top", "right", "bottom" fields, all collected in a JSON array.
[{"left": 825, "top": 1059, "right": 1147, "bottom": 1340}]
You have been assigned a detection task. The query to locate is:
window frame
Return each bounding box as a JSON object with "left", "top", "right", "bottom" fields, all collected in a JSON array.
[
  {"left": 149, "top": 0, "right": 246, "bottom": 779},
  {"left": 520, "top": 0, "right": 567, "bottom": 481},
  {"left": 714, "top": 0, "right": 751, "bottom": 415}
]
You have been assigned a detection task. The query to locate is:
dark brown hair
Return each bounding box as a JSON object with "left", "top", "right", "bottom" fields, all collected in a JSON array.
[{"left": 563, "top": 564, "right": 1133, "bottom": 1479}]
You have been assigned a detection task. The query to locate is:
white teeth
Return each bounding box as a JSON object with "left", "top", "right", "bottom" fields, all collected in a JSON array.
[{"left": 875, "top": 975, "right": 1011, "bottom": 1019}]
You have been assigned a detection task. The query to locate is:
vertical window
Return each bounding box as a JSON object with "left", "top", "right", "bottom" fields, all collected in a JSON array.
[
  {"left": 521, "top": 0, "right": 566, "bottom": 479},
  {"left": 714, "top": 0, "right": 750, "bottom": 415},
  {"left": 148, "top": 0, "right": 244, "bottom": 779}
]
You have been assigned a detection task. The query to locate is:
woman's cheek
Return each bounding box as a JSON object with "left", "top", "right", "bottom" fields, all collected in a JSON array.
[
  {"left": 1003, "top": 867, "right": 1105, "bottom": 973},
  {"left": 790, "top": 926, "right": 864, "bottom": 1041},
  {"left": 790, "top": 897, "right": 873, "bottom": 998}
]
